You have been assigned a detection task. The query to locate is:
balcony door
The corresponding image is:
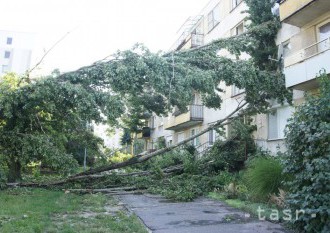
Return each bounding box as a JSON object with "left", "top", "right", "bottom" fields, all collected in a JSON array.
[{"left": 319, "top": 22, "right": 330, "bottom": 52}]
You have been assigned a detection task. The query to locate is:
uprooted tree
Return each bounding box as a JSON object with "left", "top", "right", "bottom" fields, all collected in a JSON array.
[{"left": 0, "top": 0, "right": 290, "bottom": 182}]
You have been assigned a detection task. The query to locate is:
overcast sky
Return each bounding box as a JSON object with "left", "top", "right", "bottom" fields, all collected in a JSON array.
[{"left": 0, "top": 0, "right": 210, "bottom": 75}]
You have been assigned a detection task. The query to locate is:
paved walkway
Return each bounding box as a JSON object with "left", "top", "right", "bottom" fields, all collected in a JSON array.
[{"left": 119, "top": 194, "right": 289, "bottom": 233}]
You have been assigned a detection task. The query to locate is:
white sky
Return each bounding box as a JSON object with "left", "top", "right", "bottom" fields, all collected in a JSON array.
[{"left": 0, "top": 0, "right": 210, "bottom": 75}]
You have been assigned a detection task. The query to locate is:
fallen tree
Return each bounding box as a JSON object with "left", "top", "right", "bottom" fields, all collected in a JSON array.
[
  {"left": 71, "top": 101, "right": 247, "bottom": 178},
  {"left": 0, "top": 0, "right": 290, "bottom": 185}
]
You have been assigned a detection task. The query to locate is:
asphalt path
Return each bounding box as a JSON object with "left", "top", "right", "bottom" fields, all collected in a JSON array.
[{"left": 119, "top": 194, "right": 290, "bottom": 233}]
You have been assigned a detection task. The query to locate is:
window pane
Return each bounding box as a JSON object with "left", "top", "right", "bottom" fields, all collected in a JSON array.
[
  {"left": 268, "top": 112, "right": 278, "bottom": 139},
  {"left": 4, "top": 51, "right": 10, "bottom": 58},
  {"left": 236, "top": 23, "right": 244, "bottom": 35},
  {"left": 213, "top": 5, "right": 220, "bottom": 23},
  {"left": 208, "top": 12, "right": 213, "bottom": 31},
  {"left": 7, "top": 37, "right": 13, "bottom": 45},
  {"left": 319, "top": 22, "right": 330, "bottom": 52},
  {"left": 277, "top": 107, "right": 293, "bottom": 138},
  {"left": 2, "top": 65, "right": 9, "bottom": 73},
  {"left": 232, "top": 0, "right": 237, "bottom": 8},
  {"left": 178, "top": 132, "right": 185, "bottom": 143},
  {"left": 209, "top": 130, "right": 214, "bottom": 145},
  {"left": 282, "top": 41, "right": 291, "bottom": 57}
]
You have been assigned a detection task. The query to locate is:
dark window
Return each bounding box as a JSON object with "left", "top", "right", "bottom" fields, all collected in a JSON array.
[
  {"left": 7, "top": 37, "right": 13, "bottom": 45},
  {"left": 4, "top": 51, "right": 10, "bottom": 59}
]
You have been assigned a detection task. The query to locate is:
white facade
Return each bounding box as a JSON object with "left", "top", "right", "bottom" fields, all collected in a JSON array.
[
  {"left": 145, "top": 0, "right": 305, "bottom": 155},
  {"left": 0, "top": 30, "right": 35, "bottom": 76}
]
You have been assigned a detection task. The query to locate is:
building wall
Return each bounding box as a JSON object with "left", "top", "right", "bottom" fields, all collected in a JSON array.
[
  {"left": 147, "top": 0, "right": 328, "bottom": 155},
  {"left": 147, "top": 0, "right": 250, "bottom": 151},
  {"left": 0, "top": 30, "right": 35, "bottom": 76}
]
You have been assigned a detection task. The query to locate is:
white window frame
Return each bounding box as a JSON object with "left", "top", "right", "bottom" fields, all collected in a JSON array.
[
  {"left": 282, "top": 39, "right": 291, "bottom": 58},
  {"left": 317, "top": 20, "right": 330, "bottom": 53},
  {"left": 232, "top": 0, "right": 243, "bottom": 10},
  {"left": 208, "top": 129, "right": 217, "bottom": 146},
  {"left": 231, "top": 21, "right": 245, "bottom": 36},
  {"left": 191, "top": 128, "right": 200, "bottom": 146},
  {"left": 207, "top": 4, "right": 220, "bottom": 33},
  {"left": 2, "top": 65, "right": 9, "bottom": 73},
  {"left": 267, "top": 106, "right": 293, "bottom": 140},
  {"left": 4, "top": 51, "right": 10, "bottom": 59}
]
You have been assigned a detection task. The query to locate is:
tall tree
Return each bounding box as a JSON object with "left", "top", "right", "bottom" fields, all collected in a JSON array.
[{"left": 0, "top": 0, "right": 290, "bottom": 181}]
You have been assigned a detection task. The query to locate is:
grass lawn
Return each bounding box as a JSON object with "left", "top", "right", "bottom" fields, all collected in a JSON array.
[
  {"left": 208, "top": 192, "right": 284, "bottom": 221},
  {"left": 0, "top": 188, "right": 147, "bottom": 233}
]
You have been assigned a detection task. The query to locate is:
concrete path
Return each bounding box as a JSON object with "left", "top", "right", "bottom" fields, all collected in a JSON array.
[{"left": 119, "top": 194, "right": 289, "bottom": 233}]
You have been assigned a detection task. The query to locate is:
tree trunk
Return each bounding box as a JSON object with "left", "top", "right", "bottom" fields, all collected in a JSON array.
[
  {"left": 70, "top": 102, "right": 247, "bottom": 178},
  {"left": 8, "top": 158, "right": 22, "bottom": 182}
]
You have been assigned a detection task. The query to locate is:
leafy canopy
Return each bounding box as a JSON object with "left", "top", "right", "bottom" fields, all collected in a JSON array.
[{"left": 0, "top": 0, "right": 290, "bottom": 181}]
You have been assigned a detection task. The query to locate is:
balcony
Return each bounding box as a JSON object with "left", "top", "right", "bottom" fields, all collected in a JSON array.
[
  {"left": 136, "top": 127, "right": 151, "bottom": 139},
  {"left": 164, "top": 105, "right": 203, "bottom": 131},
  {"left": 280, "top": 0, "right": 330, "bottom": 27},
  {"left": 284, "top": 37, "right": 330, "bottom": 90}
]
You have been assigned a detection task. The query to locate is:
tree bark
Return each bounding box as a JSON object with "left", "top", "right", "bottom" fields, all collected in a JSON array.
[{"left": 7, "top": 158, "right": 22, "bottom": 182}]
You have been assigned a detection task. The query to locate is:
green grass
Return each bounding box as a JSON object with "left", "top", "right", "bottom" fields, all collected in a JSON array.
[
  {"left": 0, "top": 188, "right": 147, "bottom": 233},
  {"left": 208, "top": 192, "right": 284, "bottom": 222}
]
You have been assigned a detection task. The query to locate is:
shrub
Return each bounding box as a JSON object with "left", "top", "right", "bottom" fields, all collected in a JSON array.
[
  {"left": 283, "top": 73, "right": 330, "bottom": 233},
  {"left": 108, "top": 151, "right": 133, "bottom": 163},
  {"left": 244, "top": 156, "right": 285, "bottom": 201},
  {"left": 203, "top": 118, "right": 256, "bottom": 172}
]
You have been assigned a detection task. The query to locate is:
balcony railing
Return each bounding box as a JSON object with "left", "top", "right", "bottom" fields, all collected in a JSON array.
[
  {"left": 284, "top": 37, "right": 330, "bottom": 67},
  {"left": 164, "top": 105, "right": 203, "bottom": 131},
  {"left": 189, "top": 104, "right": 203, "bottom": 120},
  {"left": 284, "top": 36, "right": 330, "bottom": 89}
]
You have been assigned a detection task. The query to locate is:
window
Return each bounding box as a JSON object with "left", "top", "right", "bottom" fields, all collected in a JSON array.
[
  {"left": 6, "top": 37, "right": 13, "bottom": 45},
  {"left": 232, "top": 85, "right": 244, "bottom": 96},
  {"left": 149, "top": 116, "right": 156, "bottom": 128},
  {"left": 282, "top": 40, "right": 291, "bottom": 58},
  {"left": 177, "top": 132, "right": 185, "bottom": 143},
  {"left": 191, "top": 128, "right": 200, "bottom": 146},
  {"left": 319, "top": 22, "right": 330, "bottom": 52},
  {"left": 208, "top": 129, "right": 217, "bottom": 145},
  {"left": 207, "top": 4, "right": 220, "bottom": 32},
  {"left": 232, "top": 0, "right": 243, "bottom": 10},
  {"left": 166, "top": 135, "right": 173, "bottom": 146},
  {"left": 231, "top": 22, "right": 244, "bottom": 36},
  {"left": 2, "top": 65, "right": 9, "bottom": 73},
  {"left": 268, "top": 106, "right": 293, "bottom": 140},
  {"left": 191, "top": 23, "right": 204, "bottom": 48},
  {"left": 4, "top": 51, "right": 10, "bottom": 59}
]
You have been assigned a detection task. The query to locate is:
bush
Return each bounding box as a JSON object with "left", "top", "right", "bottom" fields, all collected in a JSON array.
[
  {"left": 108, "top": 151, "right": 133, "bottom": 164},
  {"left": 283, "top": 73, "right": 330, "bottom": 233},
  {"left": 244, "top": 156, "right": 285, "bottom": 201}
]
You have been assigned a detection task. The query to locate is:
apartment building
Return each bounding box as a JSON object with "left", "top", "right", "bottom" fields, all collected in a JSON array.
[
  {"left": 253, "top": 0, "right": 330, "bottom": 153},
  {"left": 140, "top": 0, "right": 250, "bottom": 153},
  {"left": 140, "top": 0, "right": 330, "bottom": 155},
  {"left": 0, "top": 30, "right": 35, "bottom": 76}
]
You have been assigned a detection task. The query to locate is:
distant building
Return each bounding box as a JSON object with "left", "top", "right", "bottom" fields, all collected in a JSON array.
[{"left": 0, "top": 30, "right": 35, "bottom": 76}]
